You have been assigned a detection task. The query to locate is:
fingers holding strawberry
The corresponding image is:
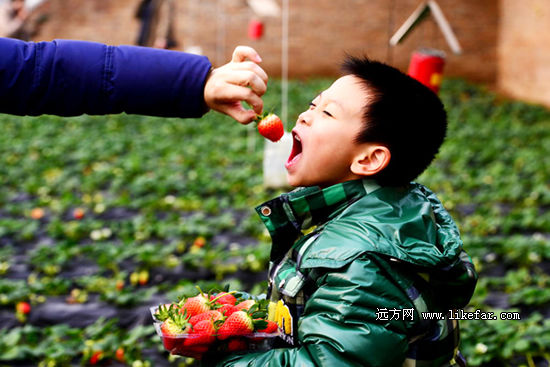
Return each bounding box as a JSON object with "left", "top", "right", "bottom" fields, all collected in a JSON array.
[{"left": 204, "top": 46, "right": 268, "bottom": 125}]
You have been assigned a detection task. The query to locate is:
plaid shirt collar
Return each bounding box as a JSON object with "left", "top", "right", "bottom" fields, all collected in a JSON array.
[{"left": 256, "top": 179, "right": 381, "bottom": 260}]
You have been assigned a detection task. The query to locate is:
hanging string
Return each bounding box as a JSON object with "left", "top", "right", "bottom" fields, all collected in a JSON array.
[
  {"left": 281, "top": 0, "right": 289, "bottom": 127},
  {"left": 386, "top": 0, "right": 397, "bottom": 64}
]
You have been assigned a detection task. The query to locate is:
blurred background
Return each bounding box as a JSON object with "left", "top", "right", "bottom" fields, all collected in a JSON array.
[
  {"left": 2, "top": 0, "right": 550, "bottom": 107},
  {"left": 1, "top": 1, "right": 549, "bottom": 367}
]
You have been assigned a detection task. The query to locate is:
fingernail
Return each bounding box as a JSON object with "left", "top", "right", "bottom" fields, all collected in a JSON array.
[{"left": 255, "top": 55, "right": 262, "bottom": 62}]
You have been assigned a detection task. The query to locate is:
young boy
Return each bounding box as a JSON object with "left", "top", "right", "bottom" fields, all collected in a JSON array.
[{"left": 211, "top": 56, "right": 478, "bottom": 366}]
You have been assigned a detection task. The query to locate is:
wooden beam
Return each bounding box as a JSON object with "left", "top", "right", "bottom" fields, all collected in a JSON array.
[
  {"left": 389, "top": 0, "right": 462, "bottom": 55},
  {"left": 428, "top": 0, "right": 462, "bottom": 54}
]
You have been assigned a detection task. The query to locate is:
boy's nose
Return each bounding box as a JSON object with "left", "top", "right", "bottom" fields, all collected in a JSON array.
[{"left": 298, "top": 111, "right": 311, "bottom": 126}]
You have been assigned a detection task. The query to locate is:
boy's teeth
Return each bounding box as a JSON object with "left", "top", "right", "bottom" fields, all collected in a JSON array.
[{"left": 295, "top": 135, "right": 301, "bottom": 142}]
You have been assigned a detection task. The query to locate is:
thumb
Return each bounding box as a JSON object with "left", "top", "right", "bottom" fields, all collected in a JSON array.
[{"left": 232, "top": 46, "right": 262, "bottom": 63}]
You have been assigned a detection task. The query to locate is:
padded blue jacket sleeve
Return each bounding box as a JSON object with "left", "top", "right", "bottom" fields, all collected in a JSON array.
[{"left": 0, "top": 37, "right": 212, "bottom": 117}]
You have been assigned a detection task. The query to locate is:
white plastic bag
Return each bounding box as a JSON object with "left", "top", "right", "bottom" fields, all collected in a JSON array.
[{"left": 262, "top": 132, "right": 292, "bottom": 189}]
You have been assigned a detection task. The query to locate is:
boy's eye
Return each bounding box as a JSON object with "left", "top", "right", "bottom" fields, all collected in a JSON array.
[
  {"left": 323, "top": 110, "right": 333, "bottom": 117},
  {"left": 309, "top": 102, "right": 316, "bottom": 110}
]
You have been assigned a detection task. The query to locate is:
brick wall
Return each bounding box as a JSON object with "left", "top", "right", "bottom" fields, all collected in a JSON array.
[
  {"left": 31, "top": 0, "right": 498, "bottom": 84},
  {"left": 498, "top": 0, "right": 550, "bottom": 107},
  {"left": 31, "top": 0, "right": 140, "bottom": 45}
]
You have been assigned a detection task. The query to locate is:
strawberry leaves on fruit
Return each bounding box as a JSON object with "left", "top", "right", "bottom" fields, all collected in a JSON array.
[
  {"left": 160, "top": 310, "right": 191, "bottom": 338},
  {"left": 153, "top": 303, "right": 179, "bottom": 322},
  {"left": 160, "top": 308, "right": 192, "bottom": 351}
]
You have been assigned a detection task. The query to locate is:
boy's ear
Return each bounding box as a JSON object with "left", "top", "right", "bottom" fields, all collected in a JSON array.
[{"left": 350, "top": 144, "right": 391, "bottom": 177}]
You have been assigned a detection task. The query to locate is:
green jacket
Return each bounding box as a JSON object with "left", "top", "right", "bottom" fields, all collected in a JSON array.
[{"left": 212, "top": 179, "right": 477, "bottom": 367}]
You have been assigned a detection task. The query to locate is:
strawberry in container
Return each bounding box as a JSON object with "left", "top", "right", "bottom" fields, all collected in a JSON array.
[{"left": 151, "top": 288, "right": 280, "bottom": 359}]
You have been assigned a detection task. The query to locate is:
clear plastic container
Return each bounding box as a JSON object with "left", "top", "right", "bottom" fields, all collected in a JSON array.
[{"left": 150, "top": 307, "right": 280, "bottom": 359}]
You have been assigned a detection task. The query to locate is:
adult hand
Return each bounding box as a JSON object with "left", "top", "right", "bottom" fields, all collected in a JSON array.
[{"left": 204, "top": 46, "right": 268, "bottom": 124}]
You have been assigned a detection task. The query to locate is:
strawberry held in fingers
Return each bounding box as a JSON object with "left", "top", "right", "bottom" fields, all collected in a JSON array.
[{"left": 257, "top": 113, "right": 285, "bottom": 142}]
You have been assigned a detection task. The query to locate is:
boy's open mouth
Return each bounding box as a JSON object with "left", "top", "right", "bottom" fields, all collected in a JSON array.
[{"left": 285, "top": 130, "right": 303, "bottom": 169}]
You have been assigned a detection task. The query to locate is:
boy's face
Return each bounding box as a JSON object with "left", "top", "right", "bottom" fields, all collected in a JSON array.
[{"left": 285, "top": 75, "right": 368, "bottom": 188}]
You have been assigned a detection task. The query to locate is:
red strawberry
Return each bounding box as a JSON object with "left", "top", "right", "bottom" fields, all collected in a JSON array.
[
  {"left": 257, "top": 113, "right": 284, "bottom": 142},
  {"left": 210, "top": 292, "right": 237, "bottom": 306},
  {"left": 181, "top": 294, "right": 210, "bottom": 317},
  {"left": 183, "top": 319, "right": 217, "bottom": 347},
  {"left": 182, "top": 289, "right": 237, "bottom": 317},
  {"left": 189, "top": 310, "right": 223, "bottom": 326},
  {"left": 217, "top": 304, "right": 239, "bottom": 317},
  {"left": 235, "top": 299, "right": 255, "bottom": 311},
  {"left": 115, "top": 347, "right": 125, "bottom": 362},
  {"left": 180, "top": 345, "right": 209, "bottom": 359},
  {"left": 16, "top": 301, "right": 31, "bottom": 315},
  {"left": 115, "top": 279, "right": 124, "bottom": 291},
  {"left": 250, "top": 319, "right": 278, "bottom": 342},
  {"left": 89, "top": 350, "right": 103, "bottom": 365},
  {"left": 160, "top": 312, "right": 191, "bottom": 351},
  {"left": 73, "top": 208, "right": 85, "bottom": 220},
  {"left": 217, "top": 310, "right": 255, "bottom": 340},
  {"left": 256, "top": 319, "right": 278, "bottom": 334},
  {"left": 227, "top": 337, "right": 248, "bottom": 352}
]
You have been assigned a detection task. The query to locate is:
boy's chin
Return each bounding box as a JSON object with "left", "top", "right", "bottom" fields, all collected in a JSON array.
[
  {"left": 285, "top": 173, "right": 302, "bottom": 188},
  {"left": 286, "top": 173, "right": 319, "bottom": 188}
]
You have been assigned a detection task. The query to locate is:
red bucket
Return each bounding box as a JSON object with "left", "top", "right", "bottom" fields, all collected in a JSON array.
[
  {"left": 248, "top": 19, "right": 264, "bottom": 40},
  {"left": 407, "top": 49, "right": 446, "bottom": 94}
]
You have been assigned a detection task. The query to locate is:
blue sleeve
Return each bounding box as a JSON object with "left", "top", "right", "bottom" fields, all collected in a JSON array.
[{"left": 0, "top": 37, "right": 212, "bottom": 117}]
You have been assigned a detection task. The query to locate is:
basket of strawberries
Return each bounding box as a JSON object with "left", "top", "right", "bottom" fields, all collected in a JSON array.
[{"left": 151, "top": 288, "right": 279, "bottom": 359}]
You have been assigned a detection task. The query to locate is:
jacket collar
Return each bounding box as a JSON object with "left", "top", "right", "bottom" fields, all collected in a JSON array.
[{"left": 256, "top": 179, "right": 381, "bottom": 260}]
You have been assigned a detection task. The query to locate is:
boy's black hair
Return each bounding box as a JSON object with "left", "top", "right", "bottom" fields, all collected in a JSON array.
[{"left": 342, "top": 55, "right": 447, "bottom": 186}]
